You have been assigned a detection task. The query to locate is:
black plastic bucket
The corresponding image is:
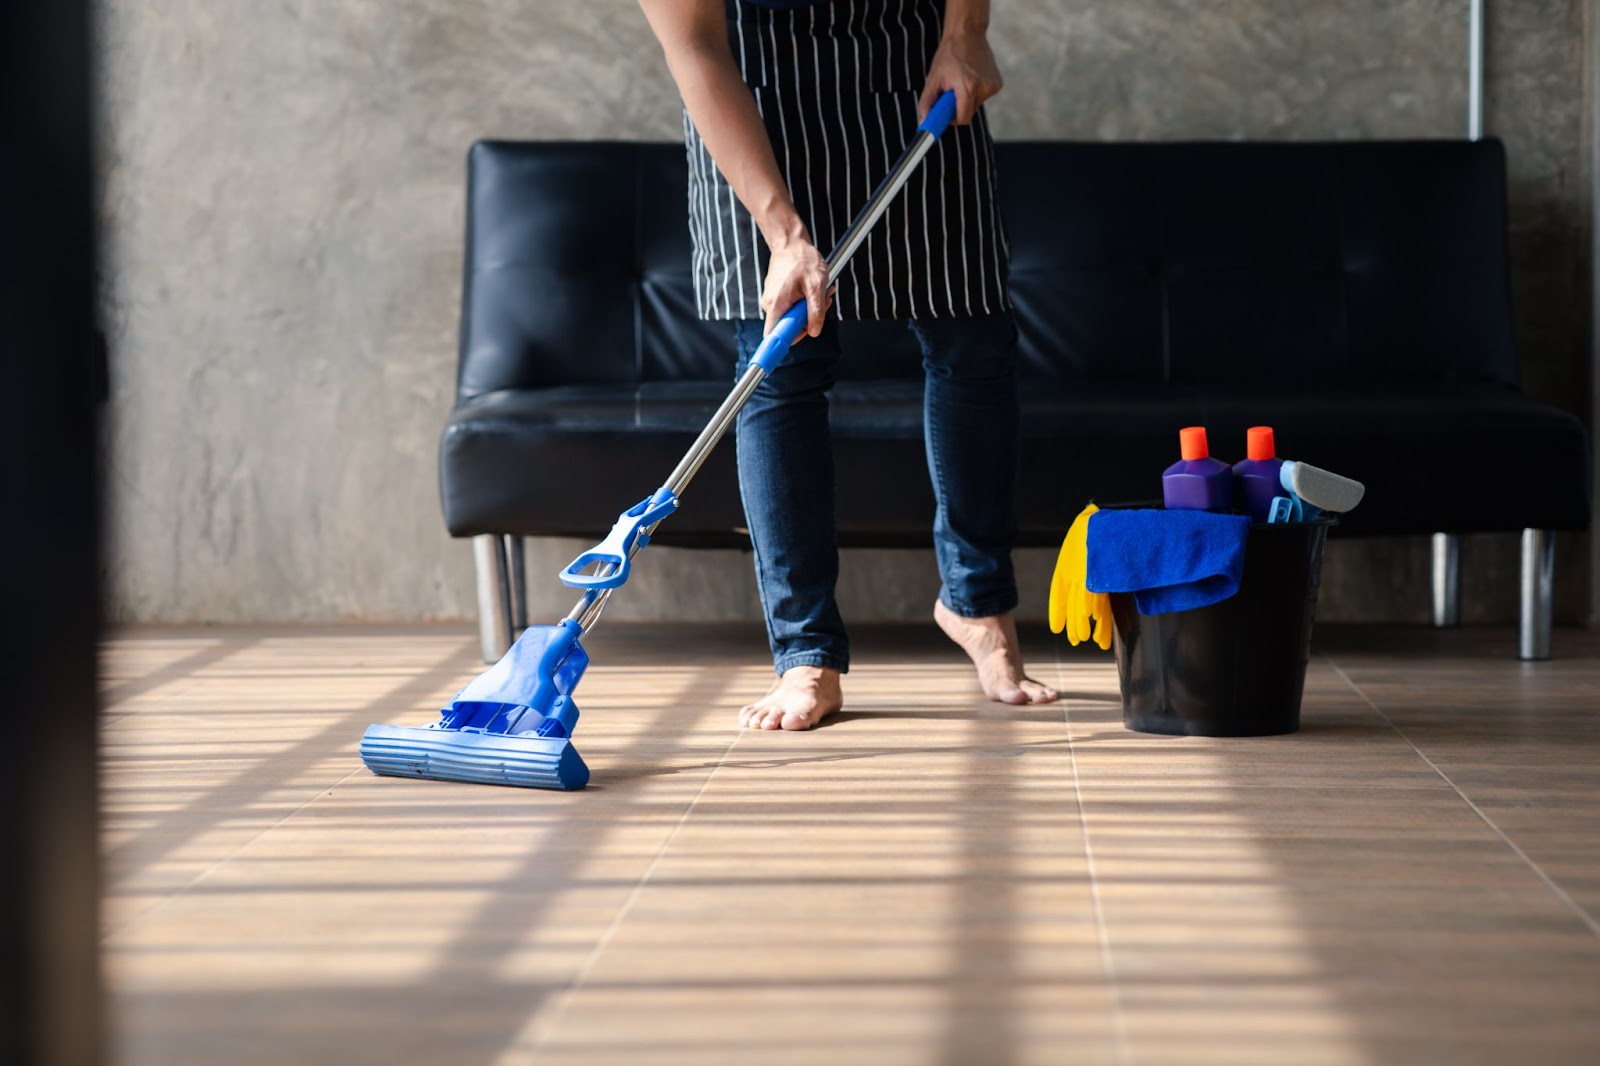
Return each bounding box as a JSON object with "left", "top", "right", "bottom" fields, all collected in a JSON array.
[{"left": 1109, "top": 519, "right": 1331, "bottom": 737}]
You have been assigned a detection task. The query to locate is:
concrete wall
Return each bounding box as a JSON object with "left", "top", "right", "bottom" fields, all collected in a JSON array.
[{"left": 98, "top": 0, "right": 1594, "bottom": 626}]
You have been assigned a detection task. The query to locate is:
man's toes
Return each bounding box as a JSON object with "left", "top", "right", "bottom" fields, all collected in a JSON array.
[
  {"left": 780, "top": 708, "right": 814, "bottom": 731},
  {"left": 1020, "top": 680, "right": 1058, "bottom": 704},
  {"left": 993, "top": 686, "right": 1029, "bottom": 706},
  {"left": 759, "top": 707, "right": 785, "bottom": 730},
  {"left": 739, "top": 704, "right": 776, "bottom": 729}
]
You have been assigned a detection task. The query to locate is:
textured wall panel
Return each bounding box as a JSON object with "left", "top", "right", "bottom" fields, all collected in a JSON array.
[{"left": 98, "top": 0, "right": 1590, "bottom": 626}]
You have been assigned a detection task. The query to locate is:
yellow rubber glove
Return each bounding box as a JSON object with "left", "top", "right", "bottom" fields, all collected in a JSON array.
[
  {"left": 1082, "top": 508, "right": 1113, "bottom": 650},
  {"left": 1049, "top": 503, "right": 1116, "bottom": 650},
  {"left": 1071, "top": 541, "right": 1093, "bottom": 646},
  {"left": 1086, "top": 575, "right": 1113, "bottom": 652},
  {"left": 1048, "top": 506, "right": 1084, "bottom": 634}
]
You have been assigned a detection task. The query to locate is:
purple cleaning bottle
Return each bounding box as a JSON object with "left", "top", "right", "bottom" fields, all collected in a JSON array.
[
  {"left": 1232, "top": 425, "right": 1286, "bottom": 522},
  {"left": 1163, "top": 426, "right": 1233, "bottom": 511}
]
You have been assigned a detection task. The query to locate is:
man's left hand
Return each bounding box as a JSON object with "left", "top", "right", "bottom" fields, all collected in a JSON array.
[{"left": 917, "top": 29, "right": 1003, "bottom": 126}]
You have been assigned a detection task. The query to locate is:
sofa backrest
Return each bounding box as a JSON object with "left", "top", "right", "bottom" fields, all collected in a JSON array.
[{"left": 457, "top": 139, "right": 1516, "bottom": 401}]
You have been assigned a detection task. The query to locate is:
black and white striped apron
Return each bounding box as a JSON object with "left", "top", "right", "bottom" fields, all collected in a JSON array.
[{"left": 684, "top": 0, "right": 1011, "bottom": 322}]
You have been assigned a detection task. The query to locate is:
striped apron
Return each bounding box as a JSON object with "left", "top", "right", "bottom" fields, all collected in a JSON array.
[{"left": 684, "top": 0, "right": 1011, "bottom": 322}]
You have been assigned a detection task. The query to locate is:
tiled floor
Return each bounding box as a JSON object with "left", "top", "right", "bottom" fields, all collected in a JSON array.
[{"left": 102, "top": 623, "right": 1600, "bottom": 1066}]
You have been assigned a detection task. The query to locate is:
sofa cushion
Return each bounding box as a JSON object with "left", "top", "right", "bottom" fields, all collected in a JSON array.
[
  {"left": 458, "top": 140, "right": 1521, "bottom": 397},
  {"left": 1003, "top": 140, "right": 1519, "bottom": 387}
]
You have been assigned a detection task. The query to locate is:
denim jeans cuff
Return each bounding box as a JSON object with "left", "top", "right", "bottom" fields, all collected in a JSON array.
[
  {"left": 939, "top": 589, "right": 1019, "bottom": 619},
  {"left": 773, "top": 651, "right": 851, "bottom": 676}
]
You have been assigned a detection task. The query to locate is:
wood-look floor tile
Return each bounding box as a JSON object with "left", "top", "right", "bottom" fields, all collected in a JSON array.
[
  {"left": 519, "top": 984, "right": 1123, "bottom": 1066},
  {"left": 1078, "top": 778, "right": 1600, "bottom": 1065},
  {"left": 1465, "top": 787, "right": 1600, "bottom": 923},
  {"left": 522, "top": 706, "right": 1116, "bottom": 1063},
  {"left": 103, "top": 624, "right": 1600, "bottom": 1066},
  {"left": 1061, "top": 692, "right": 1450, "bottom": 794},
  {"left": 1320, "top": 624, "right": 1600, "bottom": 944},
  {"left": 105, "top": 628, "right": 750, "bottom": 1066}
]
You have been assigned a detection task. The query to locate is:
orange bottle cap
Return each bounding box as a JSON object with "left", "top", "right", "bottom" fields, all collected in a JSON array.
[
  {"left": 1247, "top": 426, "right": 1276, "bottom": 462},
  {"left": 1179, "top": 426, "right": 1209, "bottom": 461}
]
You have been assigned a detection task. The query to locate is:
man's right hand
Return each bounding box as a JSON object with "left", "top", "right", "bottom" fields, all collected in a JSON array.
[{"left": 760, "top": 232, "right": 830, "bottom": 342}]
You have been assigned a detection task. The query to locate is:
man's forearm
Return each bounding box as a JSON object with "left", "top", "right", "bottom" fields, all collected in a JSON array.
[
  {"left": 639, "top": 1, "right": 807, "bottom": 250},
  {"left": 919, "top": 0, "right": 999, "bottom": 123},
  {"left": 942, "top": 0, "right": 990, "bottom": 38},
  {"left": 671, "top": 43, "right": 807, "bottom": 248}
]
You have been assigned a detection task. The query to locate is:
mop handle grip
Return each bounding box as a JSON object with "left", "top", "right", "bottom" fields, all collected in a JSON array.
[
  {"left": 750, "top": 302, "right": 810, "bottom": 374},
  {"left": 917, "top": 89, "right": 958, "bottom": 138}
]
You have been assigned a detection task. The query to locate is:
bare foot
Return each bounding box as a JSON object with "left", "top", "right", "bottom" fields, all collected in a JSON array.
[
  {"left": 934, "top": 600, "right": 1059, "bottom": 705},
  {"left": 737, "top": 665, "right": 844, "bottom": 731}
]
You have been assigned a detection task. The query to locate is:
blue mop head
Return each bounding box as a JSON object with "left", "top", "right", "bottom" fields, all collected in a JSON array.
[{"left": 360, "top": 621, "right": 591, "bottom": 790}]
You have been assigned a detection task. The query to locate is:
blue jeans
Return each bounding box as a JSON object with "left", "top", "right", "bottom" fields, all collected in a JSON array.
[{"left": 732, "top": 313, "right": 1022, "bottom": 675}]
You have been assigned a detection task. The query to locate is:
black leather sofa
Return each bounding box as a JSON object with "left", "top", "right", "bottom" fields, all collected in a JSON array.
[{"left": 442, "top": 138, "right": 1591, "bottom": 661}]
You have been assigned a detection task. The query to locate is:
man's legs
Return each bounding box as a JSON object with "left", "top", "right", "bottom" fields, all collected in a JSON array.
[
  {"left": 910, "top": 312, "right": 1057, "bottom": 704},
  {"left": 732, "top": 319, "right": 847, "bottom": 729}
]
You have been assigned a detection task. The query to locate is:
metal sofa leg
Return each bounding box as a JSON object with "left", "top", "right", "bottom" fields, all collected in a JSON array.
[
  {"left": 1431, "top": 532, "right": 1461, "bottom": 627},
  {"left": 472, "top": 534, "right": 513, "bottom": 663},
  {"left": 505, "top": 534, "right": 528, "bottom": 633},
  {"left": 1518, "top": 529, "right": 1554, "bottom": 661}
]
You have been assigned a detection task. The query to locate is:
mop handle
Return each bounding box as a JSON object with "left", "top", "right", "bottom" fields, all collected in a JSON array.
[
  {"left": 751, "top": 90, "right": 959, "bottom": 372},
  {"left": 567, "top": 91, "right": 959, "bottom": 631}
]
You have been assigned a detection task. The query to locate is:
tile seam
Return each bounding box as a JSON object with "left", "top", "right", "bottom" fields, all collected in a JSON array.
[
  {"left": 522, "top": 725, "right": 744, "bottom": 1055},
  {"left": 1055, "top": 638, "right": 1132, "bottom": 1066},
  {"left": 101, "top": 763, "right": 367, "bottom": 942},
  {"left": 1327, "top": 656, "right": 1600, "bottom": 941},
  {"left": 100, "top": 639, "right": 480, "bottom": 939},
  {"left": 1066, "top": 712, "right": 1132, "bottom": 1065}
]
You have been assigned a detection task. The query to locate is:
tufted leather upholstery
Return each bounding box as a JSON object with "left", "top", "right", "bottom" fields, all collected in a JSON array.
[{"left": 441, "top": 139, "right": 1590, "bottom": 545}]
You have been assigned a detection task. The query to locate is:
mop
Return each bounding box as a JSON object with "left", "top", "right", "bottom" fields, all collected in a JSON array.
[{"left": 360, "top": 92, "right": 963, "bottom": 790}]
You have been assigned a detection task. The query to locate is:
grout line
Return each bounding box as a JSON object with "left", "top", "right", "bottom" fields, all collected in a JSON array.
[
  {"left": 99, "top": 671, "right": 216, "bottom": 728},
  {"left": 524, "top": 725, "right": 745, "bottom": 1054},
  {"left": 1065, "top": 707, "right": 1132, "bottom": 1066},
  {"left": 98, "top": 638, "right": 264, "bottom": 725},
  {"left": 100, "top": 695, "right": 190, "bottom": 729},
  {"left": 102, "top": 764, "right": 368, "bottom": 941},
  {"left": 100, "top": 640, "right": 481, "bottom": 936},
  {"left": 1327, "top": 656, "right": 1600, "bottom": 941},
  {"left": 1055, "top": 641, "right": 1132, "bottom": 1066},
  {"left": 96, "top": 633, "right": 476, "bottom": 934}
]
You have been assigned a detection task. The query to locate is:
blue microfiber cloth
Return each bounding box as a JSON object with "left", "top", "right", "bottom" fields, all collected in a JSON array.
[{"left": 1085, "top": 509, "right": 1252, "bottom": 615}]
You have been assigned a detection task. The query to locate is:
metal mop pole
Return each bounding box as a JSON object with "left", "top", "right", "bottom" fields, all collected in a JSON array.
[{"left": 566, "top": 93, "right": 960, "bottom": 634}]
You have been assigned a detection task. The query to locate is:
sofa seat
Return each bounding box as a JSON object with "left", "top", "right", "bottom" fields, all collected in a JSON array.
[{"left": 442, "top": 380, "right": 1589, "bottom": 545}]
